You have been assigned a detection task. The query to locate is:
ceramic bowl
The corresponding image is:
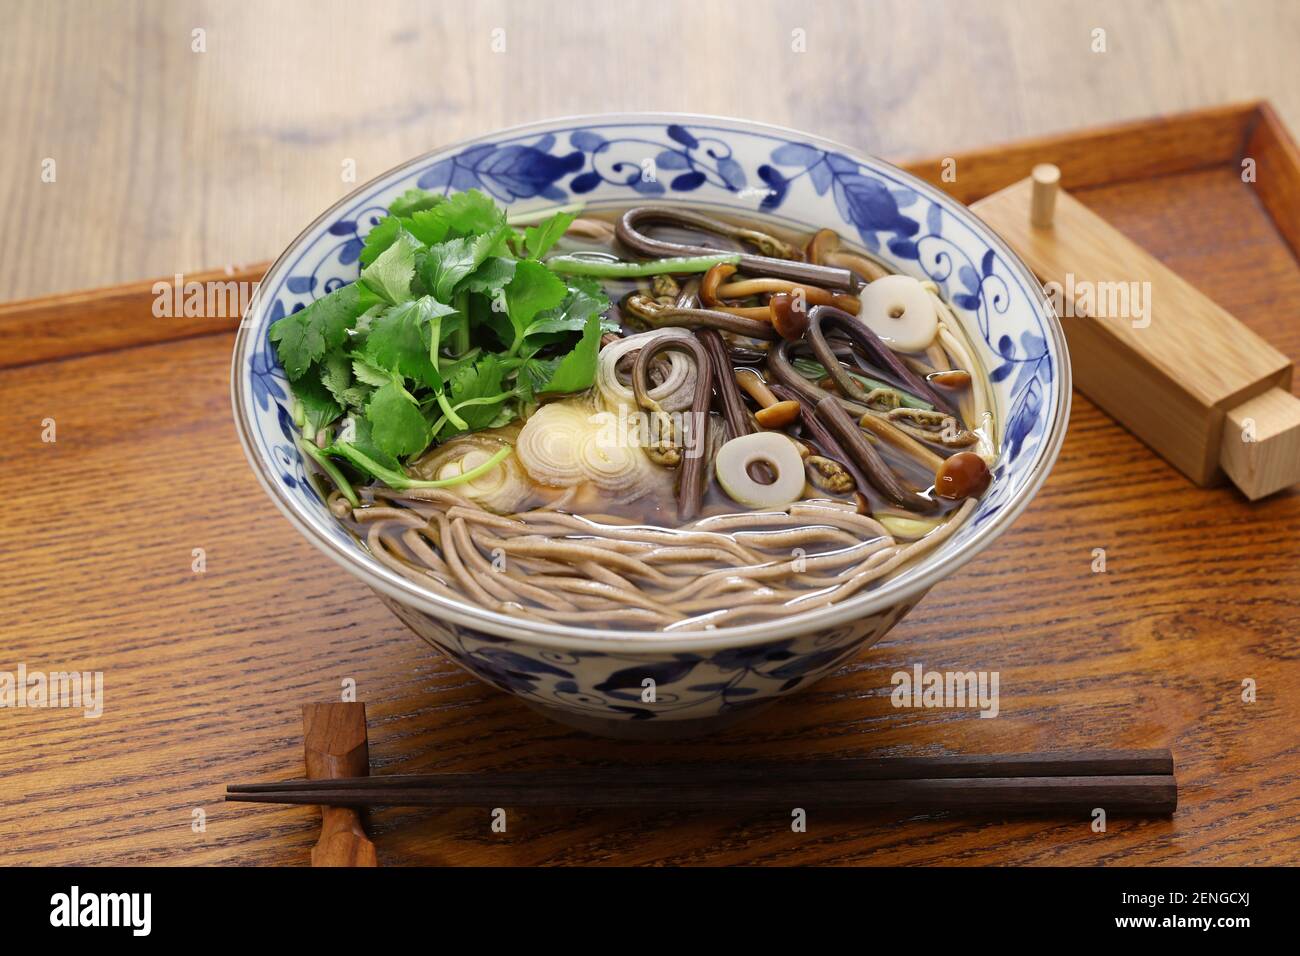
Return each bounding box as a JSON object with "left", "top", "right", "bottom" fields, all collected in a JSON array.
[{"left": 231, "top": 113, "right": 1069, "bottom": 739}]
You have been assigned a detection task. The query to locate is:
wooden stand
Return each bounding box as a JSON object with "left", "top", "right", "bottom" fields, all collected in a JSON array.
[
  {"left": 974, "top": 168, "right": 1300, "bottom": 499},
  {"left": 303, "top": 703, "right": 378, "bottom": 867}
]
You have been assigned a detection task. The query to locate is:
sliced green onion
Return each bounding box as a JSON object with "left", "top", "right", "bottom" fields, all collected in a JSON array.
[{"left": 545, "top": 252, "right": 740, "bottom": 278}]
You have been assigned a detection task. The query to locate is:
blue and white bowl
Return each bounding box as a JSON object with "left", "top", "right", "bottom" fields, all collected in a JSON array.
[{"left": 231, "top": 113, "right": 1070, "bottom": 738}]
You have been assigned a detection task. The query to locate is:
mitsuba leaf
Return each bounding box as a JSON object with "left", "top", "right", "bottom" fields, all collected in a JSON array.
[
  {"left": 523, "top": 210, "right": 577, "bottom": 259},
  {"left": 366, "top": 381, "right": 430, "bottom": 457},
  {"left": 359, "top": 230, "right": 420, "bottom": 304},
  {"left": 269, "top": 282, "right": 377, "bottom": 379},
  {"left": 389, "top": 188, "right": 445, "bottom": 218},
  {"left": 538, "top": 314, "right": 602, "bottom": 394},
  {"left": 420, "top": 227, "right": 508, "bottom": 301},
  {"left": 361, "top": 296, "right": 457, "bottom": 388},
  {"left": 293, "top": 374, "right": 342, "bottom": 434},
  {"left": 504, "top": 260, "right": 568, "bottom": 347}
]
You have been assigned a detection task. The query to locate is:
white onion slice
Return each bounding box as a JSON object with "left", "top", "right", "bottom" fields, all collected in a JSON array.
[
  {"left": 515, "top": 401, "right": 593, "bottom": 487},
  {"left": 436, "top": 447, "right": 530, "bottom": 513},
  {"left": 516, "top": 399, "right": 664, "bottom": 502}
]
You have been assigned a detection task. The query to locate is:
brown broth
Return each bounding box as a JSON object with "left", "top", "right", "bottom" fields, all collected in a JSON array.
[{"left": 328, "top": 202, "right": 995, "bottom": 630}]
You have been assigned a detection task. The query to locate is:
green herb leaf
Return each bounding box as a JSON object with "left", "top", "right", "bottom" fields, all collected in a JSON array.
[
  {"left": 294, "top": 374, "right": 343, "bottom": 435},
  {"left": 360, "top": 230, "right": 420, "bottom": 304},
  {"left": 403, "top": 189, "right": 505, "bottom": 246},
  {"left": 523, "top": 210, "right": 577, "bottom": 259},
  {"left": 459, "top": 256, "right": 517, "bottom": 295},
  {"left": 504, "top": 259, "right": 568, "bottom": 348},
  {"left": 269, "top": 282, "right": 376, "bottom": 380},
  {"left": 318, "top": 350, "right": 365, "bottom": 410},
  {"left": 361, "top": 296, "right": 457, "bottom": 389},
  {"left": 444, "top": 353, "right": 509, "bottom": 433},
  {"left": 515, "top": 355, "right": 562, "bottom": 400},
  {"left": 343, "top": 415, "right": 403, "bottom": 472},
  {"left": 523, "top": 283, "right": 611, "bottom": 340},
  {"left": 366, "top": 381, "right": 431, "bottom": 457},
  {"left": 538, "top": 313, "right": 603, "bottom": 394},
  {"left": 388, "top": 188, "right": 444, "bottom": 218},
  {"left": 351, "top": 357, "right": 392, "bottom": 388},
  {"left": 359, "top": 216, "right": 401, "bottom": 267},
  {"left": 420, "top": 227, "right": 507, "bottom": 301}
]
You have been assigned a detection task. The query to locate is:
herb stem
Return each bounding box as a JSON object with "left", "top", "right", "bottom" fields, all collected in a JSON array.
[
  {"left": 435, "top": 390, "right": 468, "bottom": 430},
  {"left": 326, "top": 441, "right": 510, "bottom": 490},
  {"left": 297, "top": 436, "right": 359, "bottom": 508},
  {"left": 452, "top": 291, "right": 470, "bottom": 355}
]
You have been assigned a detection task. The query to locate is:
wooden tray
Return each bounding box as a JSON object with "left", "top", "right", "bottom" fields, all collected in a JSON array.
[{"left": 2, "top": 102, "right": 1297, "bottom": 866}]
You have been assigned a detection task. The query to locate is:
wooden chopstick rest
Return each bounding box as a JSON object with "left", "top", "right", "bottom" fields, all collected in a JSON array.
[
  {"left": 303, "top": 702, "right": 378, "bottom": 867},
  {"left": 974, "top": 171, "right": 1300, "bottom": 500}
]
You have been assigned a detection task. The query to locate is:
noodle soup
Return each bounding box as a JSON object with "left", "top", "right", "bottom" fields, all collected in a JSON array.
[{"left": 274, "top": 196, "right": 997, "bottom": 632}]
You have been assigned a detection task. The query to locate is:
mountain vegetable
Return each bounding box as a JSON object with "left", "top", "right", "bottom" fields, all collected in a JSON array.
[{"left": 270, "top": 189, "right": 615, "bottom": 488}]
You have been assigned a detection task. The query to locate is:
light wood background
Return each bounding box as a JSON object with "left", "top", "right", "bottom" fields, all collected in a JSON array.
[
  {"left": 2, "top": 0, "right": 1299, "bottom": 301},
  {"left": 2, "top": 2, "right": 1299, "bottom": 867}
]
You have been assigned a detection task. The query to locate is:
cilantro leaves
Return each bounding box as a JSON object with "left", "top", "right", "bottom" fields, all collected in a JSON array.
[{"left": 269, "top": 188, "right": 609, "bottom": 484}]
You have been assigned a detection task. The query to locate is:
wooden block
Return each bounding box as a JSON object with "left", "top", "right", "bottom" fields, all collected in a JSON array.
[
  {"left": 1220, "top": 387, "right": 1300, "bottom": 500},
  {"left": 303, "top": 702, "right": 378, "bottom": 867},
  {"left": 973, "top": 178, "right": 1300, "bottom": 496}
]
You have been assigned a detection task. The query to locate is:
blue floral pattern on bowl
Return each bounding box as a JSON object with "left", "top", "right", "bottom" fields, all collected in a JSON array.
[{"left": 232, "top": 114, "right": 1069, "bottom": 737}]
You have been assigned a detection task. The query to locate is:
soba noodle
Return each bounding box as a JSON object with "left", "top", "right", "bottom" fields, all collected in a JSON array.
[{"left": 283, "top": 200, "right": 997, "bottom": 633}]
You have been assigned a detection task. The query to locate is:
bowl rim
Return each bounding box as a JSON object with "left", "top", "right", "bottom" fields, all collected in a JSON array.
[{"left": 231, "top": 110, "right": 1071, "bottom": 654}]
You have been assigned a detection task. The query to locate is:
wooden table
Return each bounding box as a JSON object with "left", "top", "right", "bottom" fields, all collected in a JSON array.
[
  {"left": 4, "top": 0, "right": 1300, "bottom": 300},
  {"left": 2, "top": 4, "right": 1299, "bottom": 866}
]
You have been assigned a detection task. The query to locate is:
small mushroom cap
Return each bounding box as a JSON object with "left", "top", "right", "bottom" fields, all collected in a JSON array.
[
  {"left": 699, "top": 262, "right": 738, "bottom": 308},
  {"left": 755, "top": 399, "right": 802, "bottom": 429},
  {"left": 804, "top": 228, "right": 842, "bottom": 265},
  {"left": 934, "top": 451, "right": 991, "bottom": 500},
  {"left": 769, "top": 292, "right": 810, "bottom": 341}
]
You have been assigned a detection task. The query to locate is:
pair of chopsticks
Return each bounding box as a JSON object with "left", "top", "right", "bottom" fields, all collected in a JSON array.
[{"left": 227, "top": 749, "right": 1176, "bottom": 815}]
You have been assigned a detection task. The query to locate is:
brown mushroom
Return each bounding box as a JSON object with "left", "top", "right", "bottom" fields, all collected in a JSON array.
[
  {"left": 699, "top": 262, "right": 739, "bottom": 308},
  {"left": 734, "top": 368, "right": 779, "bottom": 408},
  {"left": 768, "top": 292, "right": 810, "bottom": 341},
  {"left": 755, "top": 400, "right": 802, "bottom": 429},
  {"left": 934, "top": 451, "right": 991, "bottom": 500},
  {"left": 804, "top": 227, "right": 890, "bottom": 281},
  {"left": 929, "top": 368, "right": 972, "bottom": 390}
]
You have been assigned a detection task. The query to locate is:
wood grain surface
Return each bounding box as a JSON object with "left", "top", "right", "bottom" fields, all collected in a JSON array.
[
  {"left": 2, "top": 102, "right": 1298, "bottom": 865},
  {"left": 2, "top": 3, "right": 1300, "bottom": 866},
  {"left": 3, "top": 0, "right": 1300, "bottom": 301}
]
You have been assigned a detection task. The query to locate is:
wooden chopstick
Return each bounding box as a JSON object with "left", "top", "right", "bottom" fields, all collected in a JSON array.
[
  {"left": 229, "top": 749, "right": 1172, "bottom": 793},
  {"left": 225, "top": 750, "right": 1177, "bottom": 816},
  {"left": 226, "top": 775, "right": 1176, "bottom": 814}
]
